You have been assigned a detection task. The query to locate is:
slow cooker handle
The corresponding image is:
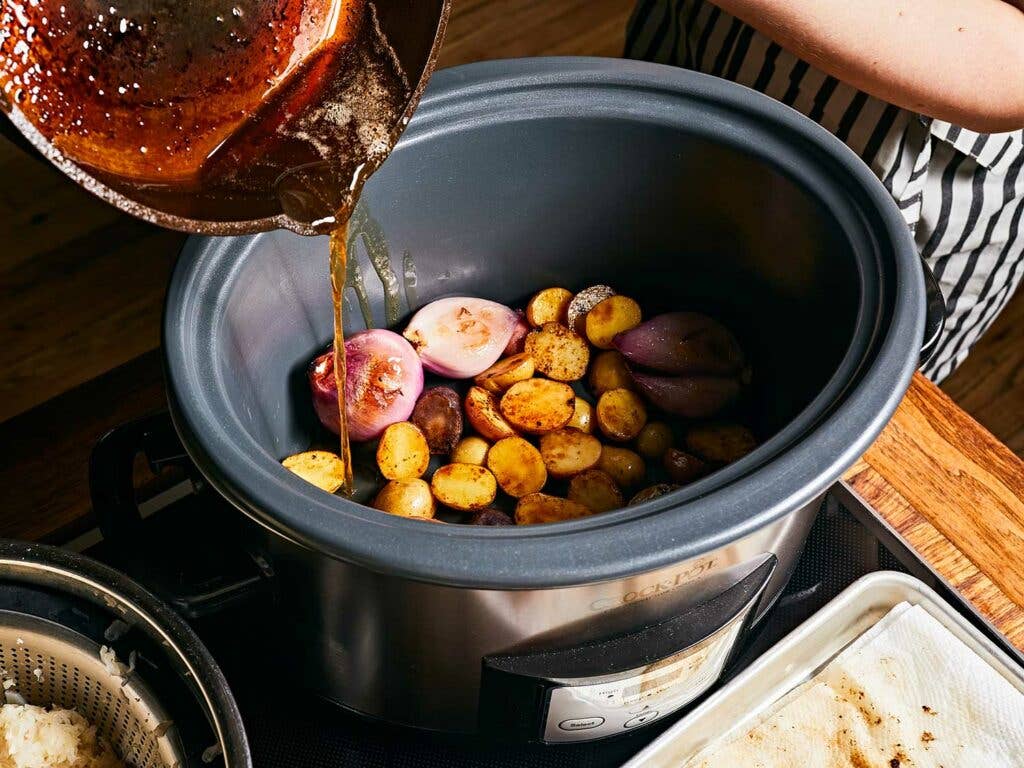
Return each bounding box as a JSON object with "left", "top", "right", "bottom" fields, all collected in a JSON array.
[{"left": 919, "top": 255, "right": 946, "bottom": 367}]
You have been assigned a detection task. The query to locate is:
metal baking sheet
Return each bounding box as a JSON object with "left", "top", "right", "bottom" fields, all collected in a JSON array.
[{"left": 621, "top": 571, "right": 1024, "bottom": 767}]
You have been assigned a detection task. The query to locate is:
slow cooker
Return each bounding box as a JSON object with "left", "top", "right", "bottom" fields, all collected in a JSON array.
[{"left": 160, "top": 58, "right": 933, "bottom": 740}]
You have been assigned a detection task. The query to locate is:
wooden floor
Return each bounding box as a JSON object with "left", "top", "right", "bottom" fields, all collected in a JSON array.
[{"left": 1, "top": 0, "right": 1022, "bottom": 464}]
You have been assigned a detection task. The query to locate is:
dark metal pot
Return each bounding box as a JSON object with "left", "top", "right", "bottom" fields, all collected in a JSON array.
[{"left": 160, "top": 58, "right": 930, "bottom": 739}]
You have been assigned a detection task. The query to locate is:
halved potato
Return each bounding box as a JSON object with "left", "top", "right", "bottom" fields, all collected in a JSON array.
[
  {"left": 567, "top": 285, "right": 615, "bottom": 334},
  {"left": 663, "top": 448, "right": 710, "bottom": 484},
  {"left": 635, "top": 421, "right": 673, "bottom": 459},
  {"left": 465, "top": 386, "right": 518, "bottom": 441},
  {"left": 588, "top": 350, "right": 634, "bottom": 396},
  {"left": 451, "top": 435, "right": 490, "bottom": 465},
  {"left": 486, "top": 436, "right": 548, "bottom": 497},
  {"left": 282, "top": 451, "right": 347, "bottom": 493},
  {"left": 430, "top": 463, "right": 498, "bottom": 511},
  {"left": 596, "top": 388, "right": 648, "bottom": 441},
  {"left": 376, "top": 422, "right": 430, "bottom": 480},
  {"left": 515, "top": 493, "right": 594, "bottom": 525},
  {"left": 538, "top": 428, "right": 603, "bottom": 479},
  {"left": 474, "top": 353, "right": 536, "bottom": 393},
  {"left": 567, "top": 397, "right": 594, "bottom": 434},
  {"left": 585, "top": 295, "right": 642, "bottom": 349},
  {"left": 524, "top": 323, "right": 590, "bottom": 382},
  {"left": 500, "top": 379, "right": 575, "bottom": 434},
  {"left": 628, "top": 483, "right": 680, "bottom": 505},
  {"left": 372, "top": 478, "right": 436, "bottom": 519},
  {"left": 597, "top": 445, "right": 646, "bottom": 488},
  {"left": 526, "top": 287, "right": 574, "bottom": 327},
  {"left": 568, "top": 469, "right": 624, "bottom": 513},
  {"left": 686, "top": 424, "right": 758, "bottom": 464}
]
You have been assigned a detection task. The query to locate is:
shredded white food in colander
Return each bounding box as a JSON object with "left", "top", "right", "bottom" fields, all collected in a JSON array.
[{"left": 0, "top": 703, "right": 125, "bottom": 768}]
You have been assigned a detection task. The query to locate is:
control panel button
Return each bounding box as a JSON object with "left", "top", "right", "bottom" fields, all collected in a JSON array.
[
  {"left": 558, "top": 717, "right": 606, "bottom": 732},
  {"left": 623, "top": 711, "right": 660, "bottom": 729}
]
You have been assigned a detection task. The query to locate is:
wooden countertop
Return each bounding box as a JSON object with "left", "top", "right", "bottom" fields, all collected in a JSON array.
[{"left": 1, "top": 0, "right": 1023, "bottom": 651}]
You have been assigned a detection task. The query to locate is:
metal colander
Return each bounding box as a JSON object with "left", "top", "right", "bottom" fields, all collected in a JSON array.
[{"left": 0, "top": 541, "right": 251, "bottom": 768}]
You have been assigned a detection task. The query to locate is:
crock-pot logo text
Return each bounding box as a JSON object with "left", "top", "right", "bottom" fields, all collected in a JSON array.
[{"left": 588, "top": 558, "right": 718, "bottom": 612}]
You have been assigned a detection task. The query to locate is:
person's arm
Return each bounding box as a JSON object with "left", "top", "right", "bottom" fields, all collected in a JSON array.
[{"left": 709, "top": 0, "right": 1024, "bottom": 133}]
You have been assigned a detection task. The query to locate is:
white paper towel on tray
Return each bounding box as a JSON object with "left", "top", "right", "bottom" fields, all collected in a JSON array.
[{"left": 683, "top": 602, "right": 1024, "bottom": 767}]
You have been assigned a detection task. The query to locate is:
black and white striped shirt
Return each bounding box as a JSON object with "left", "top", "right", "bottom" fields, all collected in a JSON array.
[{"left": 627, "top": 0, "right": 1024, "bottom": 381}]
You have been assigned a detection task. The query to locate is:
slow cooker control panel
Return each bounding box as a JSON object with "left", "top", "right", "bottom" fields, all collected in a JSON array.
[{"left": 479, "top": 557, "right": 776, "bottom": 743}]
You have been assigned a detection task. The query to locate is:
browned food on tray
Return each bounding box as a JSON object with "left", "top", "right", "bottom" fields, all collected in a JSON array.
[
  {"left": 524, "top": 323, "right": 591, "bottom": 382},
  {"left": 526, "top": 287, "right": 574, "bottom": 327},
  {"left": 500, "top": 380, "right": 576, "bottom": 435},
  {"left": 411, "top": 387, "right": 464, "bottom": 454},
  {"left": 539, "top": 429, "right": 604, "bottom": 479},
  {"left": 486, "top": 437, "right": 548, "bottom": 497},
  {"left": 596, "top": 388, "right": 648, "bottom": 441},
  {"left": 465, "top": 386, "right": 518, "bottom": 442},
  {"left": 515, "top": 493, "right": 595, "bottom": 525},
  {"left": 568, "top": 469, "right": 624, "bottom": 513},
  {"left": 430, "top": 463, "right": 499, "bottom": 511}
]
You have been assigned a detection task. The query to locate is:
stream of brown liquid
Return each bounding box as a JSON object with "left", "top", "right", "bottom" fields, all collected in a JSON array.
[{"left": 329, "top": 225, "right": 355, "bottom": 495}]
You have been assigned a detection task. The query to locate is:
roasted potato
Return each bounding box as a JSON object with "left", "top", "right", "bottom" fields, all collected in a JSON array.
[
  {"left": 375, "top": 422, "right": 430, "bottom": 480},
  {"left": 515, "top": 493, "right": 595, "bottom": 525},
  {"left": 567, "top": 285, "right": 615, "bottom": 334},
  {"left": 430, "top": 463, "right": 498, "bottom": 511},
  {"left": 568, "top": 469, "right": 624, "bottom": 513},
  {"left": 568, "top": 397, "right": 594, "bottom": 434},
  {"left": 372, "top": 478, "right": 435, "bottom": 519},
  {"left": 486, "top": 436, "right": 548, "bottom": 497},
  {"left": 686, "top": 424, "right": 758, "bottom": 464},
  {"left": 588, "top": 350, "right": 634, "bottom": 396},
  {"left": 469, "top": 508, "right": 514, "bottom": 526},
  {"left": 282, "top": 450, "right": 347, "bottom": 493},
  {"left": 596, "top": 388, "right": 648, "bottom": 441},
  {"left": 474, "top": 353, "right": 536, "bottom": 393},
  {"left": 411, "top": 387, "right": 463, "bottom": 454},
  {"left": 524, "top": 323, "right": 590, "bottom": 382},
  {"left": 635, "top": 421, "right": 673, "bottom": 459},
  {"left": 451, "top": 435, "right": 490, "bottom": 465},
  {"left": 539, "top": 428, "right": 603, "bottom": 479},
  {"left": 526, "top": 287, "right": 574, "bottom": 327},
  {"left": 597, "top": 445, "right": 646, "bottom": 488},
  {"left": 628, "top": 483, "right": 680, "bottom": 505},
  {"left": 585, "top": 295, "right": 642, "bottom": 349},
  {"left": 663, "top": 448, "right": 711, "bottom": 484},
  {"left": 465, "top": 386, "right": 518, "bottom": 441},
  {"left": 500, "top": 379, "right": 576, "bottom": 434}
]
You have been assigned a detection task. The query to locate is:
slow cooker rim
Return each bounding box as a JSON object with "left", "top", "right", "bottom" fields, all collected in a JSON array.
[{"left": 163, "top": 57, "right": 923, "bottom": 590}]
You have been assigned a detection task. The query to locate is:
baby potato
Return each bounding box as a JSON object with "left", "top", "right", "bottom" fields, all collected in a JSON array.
[
  {"left": 596, "top": 388, "right": 648, "bottom": 441},
  {"left": 628, "top": 483, "right": 680, "bottom": 506},
  {"left": 539, "top": 428, "right": 603, "bottom": 479},
  {"left": 411, "top": 387, "right": 463, "bottom": 454},
  {"left": 567, "top": 285, "right": 616, "bottom": 334},
  {"left": 500, "top": 379, "right": 576, "bottom": 434},
  {"left": 465, "top": 386, "right": 518, "bottom": 442},
  {"left": 636, "top": 421, "right": 673, "bottom": 459},
  {"left": 567, "top": 397, "right": 594, "bottom": 434},
  {"left": 469, "top": 508, "right": 514, "bottom": 526},
  {"left": 486, "top": 436, "right": 548, "bottom": 497},
  {"left": 474, "top": 352, "right": 536, "bottom": 393},
  {"left": 451, "top": 435, "right": 490, "bottom": 465},
  {"left": 524, "top": 323, "right": 590, "bottom": 382},
  {"left": 686, "top": 423, "right": 758, "bottom": 464},
  {"left": 663, "top": 448, "right": 711, "bottom": 484},
  {"left": 597, "top": 445, "right": 646, "bottom": 488},
  {"left": 372, "top": 478, "right": 435, "bottom": 519},
  {"left": 588, "top": 350, "right": 635, "bottom": 396},
  {"left": 376, "top": 422, "right": 430, "bottom": 480},
  {"left": 526, "top": 287, "right": 574, "bottom": 327},
  {"left": 515, "top": 493, "right": 595, "bottom": 525},
  {"left": 430, "top": 463, "right": 498, "bottom": 511},
  {"left": 282, "top": 450, "right": 347, "bottom": 493},
  {"left": 585, "top": 295, "right": 642, "bottom": 349},
  {"left": 568, "top": 469, "right": 624, "bottom": 514}
]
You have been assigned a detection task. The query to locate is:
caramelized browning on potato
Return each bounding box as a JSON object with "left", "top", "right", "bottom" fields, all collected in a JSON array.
[
  {"left": 686, "top": 424, "right": 758, "bottom": 464},
  {"left": 430, "top": 463, "right": 498, "bottom": 511},
  {"left": 500, "top": 379, "right": 576, "bottom": 434},
  {"left": 515, "top": 493, "right": 595, "bottom": 525},
  {"left": 376, "top": 422, "right": 430, "bottom": 480},
  {"left": 465, "top": 386, "right": 518, "bottom": 442},
  {"left": 588, "top": 350, "right": 634, "bottom": 396},
  {"left": 474, "top": 353, "right": 536, "bottom": 393},
  {"left": 524, "top": 323, "right": 590, "bottom": 382},
  {"left": 567, "top": 285, "right": 615, "bottom": 334},
  {"left": 372, "top": 478, "right": 436, "bottom": 518},
  {"left": 628, "top": 483, "right": 680, "bottom": 505},
  {"left": 585, "top": 295, "right": 642, "bottom": 349},
  {"left": 411, "top": 387, "right": 464, "bottom": 454},
  {"left": 526, "top": 287, "right": 574, "bottom": 327},
  {"left": 568, "top": 469, "right": 624, "bottom": 513},
  {"left": 539, "top": 428, "right": 603, "bottom": 479},
  {"left": 597, "top": 445, "right": 646, "bottom": 488},
  {"left": 451, "top": 435, "right": 490, "bottom": 465},
  {"left": 469, "top": 508, "right": 514, "bottom": 526},
  {"left": 663, "top": 448, "right": 711, "bottom": 484},
  {"left": 636, "top": 421, "right": 673, "bottom": 459},
  {"left": 567, "top": 397, "right": 594, "bottom": 434},
  {"left": 282, "top": 451, "right": 348, "bottom": 493},
  {"left": 596, "top": 388, "right": 648, "bottom": 441},
  {"left": 486, "top": 436, "right": 548, "bottom": 497}
]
